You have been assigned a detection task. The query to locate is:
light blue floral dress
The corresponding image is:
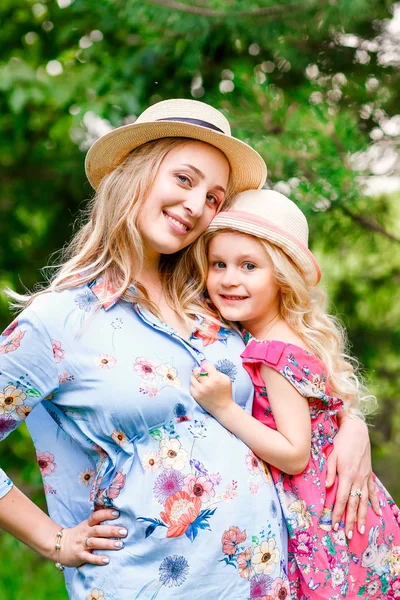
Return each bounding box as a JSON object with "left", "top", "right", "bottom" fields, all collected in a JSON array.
[{"left": 0, "top": 280, "right": 288, "bottom": 600}]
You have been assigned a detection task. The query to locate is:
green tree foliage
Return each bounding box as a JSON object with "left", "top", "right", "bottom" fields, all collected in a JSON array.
[{"left": 0, "top": 0, "right": 399, "bottom": 594}]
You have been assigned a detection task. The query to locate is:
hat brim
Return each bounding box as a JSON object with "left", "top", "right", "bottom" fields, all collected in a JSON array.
[
  {"left": 85, "top": 121, "right": 267, "bottom": 193},
  {"left": 208, "top": 212, "right": 321, "bottom": 285}
]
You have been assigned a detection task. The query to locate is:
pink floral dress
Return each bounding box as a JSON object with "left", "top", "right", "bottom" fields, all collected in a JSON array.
[{"left": 241, "top": 339, "right": 400, "bottom": 600}]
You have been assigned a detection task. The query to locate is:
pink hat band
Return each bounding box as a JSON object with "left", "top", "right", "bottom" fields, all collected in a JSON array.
[{"left": 207, "top": 190, "right": 321, "bottom": 285}]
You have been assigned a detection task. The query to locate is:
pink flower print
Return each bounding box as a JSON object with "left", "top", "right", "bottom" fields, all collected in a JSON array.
[
  {"left": 95, "top": 354, "right": 117, "bottom": 369},
  {"left": 160, "top": 491, "right": 201, "bottom": 538},
  {"left": 154, "top": 469, "right": 184, "bottom": 504},
  {"left": 92, "top": 443, "right": 108, "bottom": 459},
  {"left": 292, "top": 531, "right": 313, "bottom": 557},
  {"left": 133, "top": 357, "right": 158, "bottom": 380},
  {"left": 58, "top": 372, "right": 74, "bottom": 384},
  {"left": 183, "top": 474, "right": 215, "bottom": 503},
  {"left": 0, "top": 385, "right": 26, "bottom": 415},
  {"left": 0, "top": 328, "right": 25, "bottom": 354},
  {"left": 245, "top": 449, "right": 261, "bottom": 475},
  {"left": 51, "top": 339, "right": 65, "bottom": 363},
  {"left": 250, "top": 574, "right": 273, "bottom": 599},
  {"left": 1, "top": 319, "right": 18, "bottom": 336},
  {"left": 237, "top": 547, "right": 254, "bottom": 579},
  {"left": 37, "top": 451, "right": 57, "bottom": 477},
  {"left": 271, "top": 577, "right": 290, "bottom": 599},
  {"left": 106, "top": 470, "right": 126, "bottom": 499},
  {"left": 221, "top": 525, "right": 247, "bottom": 556},
  {"left": 388, "top": 579, "right": 400, "bottom": 599}
]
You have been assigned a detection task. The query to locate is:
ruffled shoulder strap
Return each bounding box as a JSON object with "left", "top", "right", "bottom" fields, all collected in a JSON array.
[{"left": 241, "top": 340, "right": 342, "bottom": 411}]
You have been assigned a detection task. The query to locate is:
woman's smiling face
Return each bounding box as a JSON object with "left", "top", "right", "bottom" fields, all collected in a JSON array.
[{"left": 138, "top": 140, "right": 230, "bottom": 259}]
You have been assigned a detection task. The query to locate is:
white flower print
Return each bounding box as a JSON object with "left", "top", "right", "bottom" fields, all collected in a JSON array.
[
  {"left": 157, "top": 364, "right": 181, "bottom": 388},
  {"left": 251, "top": 537, "right": 280, "bottom": 575},
  {"left": 142, "top": 451, "right": 161, "bottom": 474},
  {"left": 159, "top": 437, "right": 188, "bottom": 470}
]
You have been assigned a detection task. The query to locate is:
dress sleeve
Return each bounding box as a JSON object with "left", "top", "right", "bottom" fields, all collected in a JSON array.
[
  {"left": 241, "top": 339, "right": 343, "bottom": 412},
  {"left": 0, "top": 308, "right": 59, "bottom": 499}
]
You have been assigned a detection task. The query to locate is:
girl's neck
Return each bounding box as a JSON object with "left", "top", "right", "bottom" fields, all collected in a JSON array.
[{"left": 242, "top": 311, "right": 281, "bottom": 341}]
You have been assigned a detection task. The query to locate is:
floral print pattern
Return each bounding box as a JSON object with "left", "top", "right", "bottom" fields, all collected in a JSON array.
[
  {"left": 0, "top": 283, "right": 288, "bottom": 598},
  {"left": 242, "top": 339, "right": 400, "bottom": 599}
]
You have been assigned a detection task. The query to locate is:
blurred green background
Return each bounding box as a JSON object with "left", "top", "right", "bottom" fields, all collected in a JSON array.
[{"left": 0, "top": 0, "right": 399, "bottom": 597}]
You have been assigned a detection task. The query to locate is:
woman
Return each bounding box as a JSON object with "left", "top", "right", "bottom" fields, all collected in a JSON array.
[{"left": 0, "top": 99, "right": 377, "bottom": 599}]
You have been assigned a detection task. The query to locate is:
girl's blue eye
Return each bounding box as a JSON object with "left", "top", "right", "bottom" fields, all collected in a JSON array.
[
  {"left": 206, "top": 194, "right": 218, "bottom": 205},
  {"left": 177, "top": 174, "right": 190, "bottom": 184},
  {"left": 213, "top": 261, "right": 226, "bottom": 269},
  {"left": 243, "top": 263, "right": 255, "bottom": 271}
]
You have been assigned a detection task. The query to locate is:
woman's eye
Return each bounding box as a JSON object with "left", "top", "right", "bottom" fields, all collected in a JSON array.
[
  {"left": 212, "top": 261, "right": 226, "bottom": 269},
  {"left": 177, "top": 174, "right": 191, "bottom": 185},
  {"left": 243, "top": 263, "right": 256, "bottom": 271}
]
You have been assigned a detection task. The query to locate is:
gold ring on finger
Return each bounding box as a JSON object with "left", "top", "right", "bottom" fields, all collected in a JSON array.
[{"left": 84, "top": 537, "right": 90, "bottom": 548}]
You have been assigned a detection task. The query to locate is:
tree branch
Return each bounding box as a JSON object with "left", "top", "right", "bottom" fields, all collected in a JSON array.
[
  {"left": 147, "top": 0, "right": 306, "bottom": 18},
  {"left": 341, "top": 205, "right": 400, "bottom": 244}
]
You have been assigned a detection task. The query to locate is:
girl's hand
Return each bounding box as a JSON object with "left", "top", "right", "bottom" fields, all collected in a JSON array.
[
  {"left": 57, "top": 509, "right": 128, "bottom": 567},
  {"left": 190, "top": 361, "right": 234, "bottom": 417},
  {"left": 326, "top": 415, "right": 380, "bottom": 537}
]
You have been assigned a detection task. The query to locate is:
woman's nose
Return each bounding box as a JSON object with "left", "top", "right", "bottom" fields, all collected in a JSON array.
[{"left": 182, "top": 189, "right": 207, "bottom": 218}]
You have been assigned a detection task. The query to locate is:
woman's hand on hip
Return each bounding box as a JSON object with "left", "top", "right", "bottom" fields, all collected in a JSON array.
[
  {"left": 58, "top": 508, "right": 127, "bottom": 567},
  {"left": 190, "top": 361, "right": 234, "bottom": 418},
  {"left": 325, "top": 415, "right": 380, "bottom": 537}
]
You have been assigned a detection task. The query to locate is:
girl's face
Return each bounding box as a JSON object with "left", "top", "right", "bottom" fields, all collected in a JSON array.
[
  {"left": 207, "top": 232, "right": 280, "bottom": 334},
  {"left": 138, "top": 141, "right": 230, "bottom": 260}
]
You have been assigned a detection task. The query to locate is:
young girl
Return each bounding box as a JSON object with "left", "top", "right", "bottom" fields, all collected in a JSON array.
[{"left": 190, "top": 189, "right": 400, "bottom": 599}]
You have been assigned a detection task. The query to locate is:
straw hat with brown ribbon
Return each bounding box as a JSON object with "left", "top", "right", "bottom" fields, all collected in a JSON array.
[
  {"left": 207, "top": 189, "right": 321, "bottom": 285},
  {"left": 85, "top": 98, "right": 267, "bottom": 193}
]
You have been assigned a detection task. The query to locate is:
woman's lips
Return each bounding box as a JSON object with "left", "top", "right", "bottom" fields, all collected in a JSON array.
[{"left": 163, "top": 211, "right": 191, "bottom": 235}]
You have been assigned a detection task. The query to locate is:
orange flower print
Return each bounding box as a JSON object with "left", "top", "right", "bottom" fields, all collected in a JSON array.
[
  {"left": 237, "top": 546, "right": 254, "bottom": 579},
  {"left": 221, "top": 526, "right": 247, "bottom": 556},
  {"left": 1, "top": 319, "right": 18, "bottom": 336},
  {"left": 51, "top": 339, "right": 65, "bottom": 363},
  {"left": 160, "top": 491, "right": 201, "bottom": 538},
  {"left": 192, "top": 321, "right": 220, "bottom": 346},
  {"left": 0, "top": 328, "right": 25, "bottom": 354},
  {"left": 16, "top": 405, "right": 33, "bottom": 420}
]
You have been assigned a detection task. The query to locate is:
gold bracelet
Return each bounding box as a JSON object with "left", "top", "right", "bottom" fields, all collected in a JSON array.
[{"left": 55, "top": 528, "right": 65, "bottom": 571}]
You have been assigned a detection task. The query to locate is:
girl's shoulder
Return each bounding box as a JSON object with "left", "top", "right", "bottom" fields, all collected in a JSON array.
[{"left": 241, "top": 321, "right": 324, "bottom": 375}]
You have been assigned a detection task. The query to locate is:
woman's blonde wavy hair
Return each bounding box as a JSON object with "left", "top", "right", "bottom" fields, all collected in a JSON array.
[
  {"left": 187, "top": 229, "right": 376, "bottom": 419},
  {"left": 9, "top": 137, "right": 234, "bottom": 324}
]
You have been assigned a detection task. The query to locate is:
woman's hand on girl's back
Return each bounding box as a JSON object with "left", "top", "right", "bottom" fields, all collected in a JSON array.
[
  {"left": 190, "top": 361, "right": 234, "bottom": 418},
  {"left": 326, "top": 415, "right": 380, "bottom": 538},
  {"left": 59, "top": 508, "right": 127, "bottom": 567}
]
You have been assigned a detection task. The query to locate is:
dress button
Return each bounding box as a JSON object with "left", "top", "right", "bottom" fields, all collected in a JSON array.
[{"left": 198, "top": 353, "right": 205, "bottom": 360}]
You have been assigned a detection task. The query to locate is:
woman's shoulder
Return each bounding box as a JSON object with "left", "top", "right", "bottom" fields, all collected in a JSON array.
[{"left": 26, "top": 283, "right": 99, "bottom": 325}]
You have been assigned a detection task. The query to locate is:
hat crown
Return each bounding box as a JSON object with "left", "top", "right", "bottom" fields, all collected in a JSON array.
[
  {"left": 135, "top": 98, "right": 231, "bottom": 136},
  {"left": 231, "top": 190, "right": 309, "bottom": 247}
]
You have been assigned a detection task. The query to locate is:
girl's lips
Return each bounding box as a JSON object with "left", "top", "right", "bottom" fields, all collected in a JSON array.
[
  {"left": 163, "top": 211, "right": 191, "bottom": 235},
  {"left": 219, "top": 294, "right": 248, "bottom": 302}
]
